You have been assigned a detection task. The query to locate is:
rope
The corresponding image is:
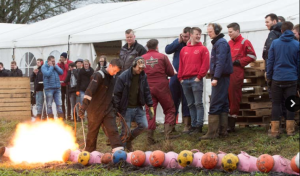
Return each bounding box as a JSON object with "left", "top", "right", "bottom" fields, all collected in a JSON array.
[{"left": 73, "top": 102, "right": 86, "bottom": 150}]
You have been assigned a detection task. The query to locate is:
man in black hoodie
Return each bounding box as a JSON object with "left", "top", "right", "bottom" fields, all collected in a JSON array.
[
  {"left": 0, "top": 62, "right": 10, "bottom": 77},
  {"left": 9, "top": 61, "right": 23, "bottom": 77}
]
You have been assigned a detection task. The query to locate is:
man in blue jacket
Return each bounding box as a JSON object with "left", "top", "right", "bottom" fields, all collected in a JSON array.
[
  {"left": 267, "top": 21, "right": 300, "bottom": 138},
  {"left": 42, "top": 55, "right": 64, "bottom": 120},
  {"left": 165, "top": 27, "right": 191, "bottom": 133},
  {"left": 200, "top": 23, "right": 233, "bottom": 140}
]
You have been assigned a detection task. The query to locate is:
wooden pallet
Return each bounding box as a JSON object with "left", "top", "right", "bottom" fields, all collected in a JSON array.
[
  {"left": 239, "top": 109, "right": 271, "bottom": 117},
  {"left": 244, "top": 68, "right": 265, "bottom": 78},
  {"left": 241, "top": 92, "right": 270, "bottom": 103},
  {"left": 242, "top": 86, "right": 267, "bottom": 94},
  {"left": 244, "top": 77, "right": 265, "bottom": 86},
  {"left": 236, "top": 116, "right": 271, "bottom": 128},
  {"left": 249, "top": 60, "right": 265, "bottom": 70},
  {"left": 0, "top": 77, "right": 31, "bottom": 121},
  {"left": 240, "top": 102, "right": 272, "bottom": 110}
]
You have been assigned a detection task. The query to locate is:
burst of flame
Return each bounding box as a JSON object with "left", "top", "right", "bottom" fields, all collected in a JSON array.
[{"left": 9, "top": 120, "right": 78, "bottom": 163}]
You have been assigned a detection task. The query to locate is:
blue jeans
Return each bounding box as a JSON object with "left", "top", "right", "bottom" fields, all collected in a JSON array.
[
  {"left": 79, "top": 91, "right": 85, "bottom": 104},
  {"left": 209, "top": 76, "right": 230, "bottom": 115},
  {"left": 121, "top": 106, "right": 148, "bottom": 140},
  {"left": 181, "top": 77, "right": 204, "bottom": 127},
  {"left": 45, "top": 88, "right": 63, "bottom": 115},
  {"left": 35, "top": 91, "right": 46, "bottom": 116}
]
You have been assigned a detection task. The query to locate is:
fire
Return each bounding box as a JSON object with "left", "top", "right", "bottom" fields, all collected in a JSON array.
[{"left": 9, "top": 120, "right": 78, "bottom": 163}]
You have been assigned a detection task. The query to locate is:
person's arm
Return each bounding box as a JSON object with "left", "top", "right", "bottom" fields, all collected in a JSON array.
[
  {"left": 143, "top": 75, "right": 153, "bottom": 107},
  {"left": 113, "top": 76, "right": 125, "bottom": 113},
  {"left": 54, "top": 65, "right": 63, "bottom": 75},
  {"left": 17, "top": 69, "right": 23, "bottom": 77},
  {"left": 164, "top": 55, "right": 175, "bottom": 77},
  {"left": 30, "top": 72, "right": 36, "bottom": 82},
  {"left": 197, "top": 47, "right": 210, "bottom": 80},
  {"left": 41, "top": 65, "right": 54, "bottom": 77},
  {"left": 263, "top": 31, "right": 278, "bottom": 60},
  {"left": 238, "top": 40, "right": 257, "bottom": 67},
  {"left": 177, "top": 49, "right": 184, "bottom": 81},
  {"left": 266, "top": 42, "right": 275, "bottom": 80},
  {"left": 165, "top": 38, "right": 181, "bottom": 54},
  {"left": 213, "top": 42, "right": 228, "bottom": 80}
]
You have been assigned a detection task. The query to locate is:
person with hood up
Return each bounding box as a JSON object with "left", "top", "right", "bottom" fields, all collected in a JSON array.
[{"left": 95, "top": 55, "right": 108, "bottom": 71}]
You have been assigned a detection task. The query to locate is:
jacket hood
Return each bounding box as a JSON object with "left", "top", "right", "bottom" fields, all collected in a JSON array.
[
  {"left": 280, "top": 30, "right": 295, "bottom": 42},
  {"left": 187, "top": 41, "right": 203, "bottom": 47},
  {"left": 271, "top": 22, "right": 282, "bottom": 32}
]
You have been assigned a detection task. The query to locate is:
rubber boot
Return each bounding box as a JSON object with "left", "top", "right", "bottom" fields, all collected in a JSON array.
[
  {"left": 35, "top": 114, "right": 41, "bottom": 121},
  {"left": 182, "top": 116, "right": 191, "bottom": 133},
  {"left": 199, "top": 114, "right": 220, "bottom": 140},
  {"left": 58, "top": 113, "right": 64, "bottom": 121},
  {"left": 227, "top": 116, "right": 236, "bottom": 133},
  {"left": 268, "top": 121, "right": 280, "bottom": 138},
  {"left": 286, "top": 120, "right": 296, "bottom": 136},
  {"left": 219, "top": 112, "right": 228, "bottom": 137},
  {"left": 48, "top": 114, "right": 54, "bottom": 120},
  {"left": 147, "top": 130, "right": 158, "bottom": 145},
  {"left": 165, "top": 124, "right": 180, "bottom": 140}
]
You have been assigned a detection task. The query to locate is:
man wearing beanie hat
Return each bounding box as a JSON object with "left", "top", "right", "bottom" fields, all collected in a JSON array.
[{"left": 58, "top": 52, "right": 73, "bottom": 120}]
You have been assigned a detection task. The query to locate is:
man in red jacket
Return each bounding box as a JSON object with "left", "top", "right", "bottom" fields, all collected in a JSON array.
[
  {"left": 178, "top": 27, "right": 210, "bottom": 134},
  {"left": 227, "top": 23, "right": 256, "bottom": 132},
  {"left": 58, "top": 52, "right": 73, "bottom": 120},
  {"left": 142, "top": 39, "right": 177, "bottom": 144}
]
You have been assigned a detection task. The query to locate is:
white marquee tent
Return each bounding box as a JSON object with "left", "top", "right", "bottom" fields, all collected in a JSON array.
[{"left": 0, "top": 0, "right": 299, "bottom": 122}]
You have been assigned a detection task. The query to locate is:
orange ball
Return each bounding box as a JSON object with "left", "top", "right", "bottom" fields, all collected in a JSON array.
[
  {"left": 131, "top": 150, "right": 146, "bottom": 167},
  {"left": 201, "top": 152, "right": 218, "bottom": 169},
  {"left": 291, "top": 155, "right": 300, "bottom": 173},
  {"left": 101, "top": 153, "right": 113, "bottom": 164},
  {"left": 256, "top": 154, "right": 274, "bottom": 173},
  {"left": 149, "top": 150, "right": 165, "bottom": 167}
]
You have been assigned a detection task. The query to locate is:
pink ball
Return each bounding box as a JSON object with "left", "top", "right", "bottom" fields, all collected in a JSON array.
[
  {"left": 126, "top": 152, "right": 132, "bottom": 164},
  {"left": 88, "top": 151, "right": 103, "bottom": 164},
  {"left": 190, "top": 149, "right": 204, "bottom": 168},
  {"left": 143, "top": 151, "right": 152, "bottom": 166},
  {"left": 215, "top": 151, "right": 226, "bottom": 170},
  {"left": 237, "top": 151, "right": 258, "bottom": 172}
]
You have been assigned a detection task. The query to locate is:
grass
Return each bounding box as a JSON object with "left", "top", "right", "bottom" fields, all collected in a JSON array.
[{"left": 0, "top": 119, "right": 299, "bottom": 175}]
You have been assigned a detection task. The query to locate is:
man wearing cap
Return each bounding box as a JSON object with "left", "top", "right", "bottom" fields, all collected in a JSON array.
[
  {"left": 114, "top": 57, "right": 154, "bottom": 152},
  {"left": 58, "top": 52, "right": 73, "bottom": 120}
]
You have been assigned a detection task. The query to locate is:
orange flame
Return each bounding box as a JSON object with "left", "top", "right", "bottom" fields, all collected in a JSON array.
[{"left": 9, "top": 120, "right": 78, "bottom": 163}]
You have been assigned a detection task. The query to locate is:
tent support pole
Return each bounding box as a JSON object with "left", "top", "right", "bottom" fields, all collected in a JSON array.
[
  {"left": 67, "top": 35, "right": 70, "bottom": 59},
  {"left": 12, "top": 48, "right": 15, "bottom": 61}
]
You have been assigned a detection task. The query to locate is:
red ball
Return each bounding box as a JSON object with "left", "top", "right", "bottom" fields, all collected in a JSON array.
[
  {"left": 256, "top": 154, "right": 274, "bottom": 173},
  {"left": 201, "top": 152, "right": 218, "bottom": 169},
  {"left": 291, "top": 155, "right": 300, "bottom": 173},
  {"left": 131, "top": 150, "right": 146, "bottom": 167},
  {"left": 101, "top": 153, "right": 113, "bottom": 164},
  {"left": 149, "top": 150, "right": 165, "bottom": 167}
]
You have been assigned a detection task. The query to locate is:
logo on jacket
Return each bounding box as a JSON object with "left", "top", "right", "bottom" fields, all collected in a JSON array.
[
  {"left": 194, "top": 50, "right": 199, "bottom": 54},
  {"left": 146, "top": 56, "right": 158, "bottom": 68}
]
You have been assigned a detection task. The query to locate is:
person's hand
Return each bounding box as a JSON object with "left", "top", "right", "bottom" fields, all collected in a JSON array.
[
  {"left": 233, "top": 60, "right": 241, "bottom": 66},
  {"left": 0, "top": 67, "right": 3, "bottom": 71},
  {"left": 48, "top": 61, "right": 53, "bottom": 66},
  {"left": 33, "top": 69, "right": 38, "bottom": 75},
  {"left": 194, "top": 78, "right": 200, "bottom": 82},
  {"left": 76, "top": 91, "right": 80, "bottom": 96},
  {"left": 78, "top": 107, "right": 85, "bottom": 119},
  {"left": 180, "top": 80, "right": 183, "bottom": 83},
  {"left": 211, "top": 80, "right": 218, "bottom": 86},
  {"left": 267, "top": 79, "right": 272, "bottom": 87},
  {"left": 149, "top": 107, "right": 154, "bottom": 120},
  {"left": 178, "top": 34, "right": 183, "bottom": 43}
]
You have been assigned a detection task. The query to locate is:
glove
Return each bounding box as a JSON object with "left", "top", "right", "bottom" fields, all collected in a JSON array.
[
  {"left": 267, "top": 79, "right": 272, "bottom": 87},
  {"left": 149, "top": 107, "right": 154, "bottom": 120},
  {"left": 233, "top": 60, "right": 241, "bottom": 66},
  {"left": 78, "top": 99, "right": 90, "bottom": 119},
  {"left": 76, "top": 91, "right": 80, "bottom": 96}
]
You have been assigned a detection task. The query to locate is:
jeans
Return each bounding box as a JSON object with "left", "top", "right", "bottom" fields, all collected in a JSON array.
[
  {"left": 79, "top": 91, "right": 87, "bottom": 118},
  {"left": 209, "top": 76, "right": 230, "bottom": 115},
  {"left": 271, "top": 80, "right": 297, "bottom": 121},
  {"left": 69, "top": 92, "right": 78, "bottom": 119},
  {"left": 45, "top": 88, "right": 63, "bottom": 115},
  {"left": 35, "top": 91, "right": 46, "bottom": 116},
  {"left": 181, "top": 77, "right": 204, "bottom": 127},
  {"left": 121, "top": 106, "right": 148, "bottom": 140},
  {"left": 61, "top": 86, "right": 71, "bottom": 118}
]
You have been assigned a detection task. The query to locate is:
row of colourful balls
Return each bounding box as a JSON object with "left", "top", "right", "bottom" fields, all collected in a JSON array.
[{"left": 63, "top": 149, "right": 299, "bottom": 174}]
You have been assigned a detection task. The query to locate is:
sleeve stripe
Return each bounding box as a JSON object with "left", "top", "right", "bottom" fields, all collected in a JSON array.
[
  {"left": 247, "top": 54, "right": 257, "bottom": 60},
  {"left": 84, "top": 95, "right": 92, "bottom": 100}
]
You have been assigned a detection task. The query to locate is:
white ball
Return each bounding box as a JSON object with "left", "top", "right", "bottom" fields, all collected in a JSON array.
[{"left": 296, "top": 152, "right": 299, "bottom": 169}]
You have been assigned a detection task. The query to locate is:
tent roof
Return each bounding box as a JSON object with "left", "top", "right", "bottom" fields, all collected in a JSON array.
[{"left": 0, "top": 0, "right": 298, "bottom": 48}]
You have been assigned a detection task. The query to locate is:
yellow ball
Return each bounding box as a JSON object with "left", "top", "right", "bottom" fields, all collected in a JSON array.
[
  {"left": 178, "top": 150, "right": 194, "bottom": 167},
  {"left": 221, "top": 153, "right": 239, "bottom": 172},
  {"left": 78, "top": 151, "right": 90, "bottom": 166}
]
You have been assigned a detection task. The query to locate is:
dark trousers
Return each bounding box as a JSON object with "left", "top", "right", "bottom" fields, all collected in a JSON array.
[
  {"left": 271, "top": 80, "right": 297, "bottom": 121},
  {"left": 169, "top": 75, "right": 190, "bottom": 118},
  {"left": 61, "top": 86, "right": 71, "bottom": 118},
  {"left": 209, "top": 76, "right": 230, "bottom": 115},
  {"left": 85, "top": 111, "right": 122, "bottom": 152}
]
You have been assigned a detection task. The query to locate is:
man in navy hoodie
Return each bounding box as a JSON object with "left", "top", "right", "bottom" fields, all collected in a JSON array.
[
  {"left": 267, "top": 21, "right": 300, "bottom": 138},
  {"left": 165, "top": 27, "right": 191, "bottom": 133},
  {"left": 200, "top": 23, "right": 233, "bottom": 140}
]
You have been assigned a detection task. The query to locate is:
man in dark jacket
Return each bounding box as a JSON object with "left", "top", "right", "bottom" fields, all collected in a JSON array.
[
  {"left": 0, "top": 62, "right": 10, "bottom": 77},
  {"left": 178, "top": 27, "right": 210, "bottom": 134},
  {"left": 41, "top": 55, "right": 64, "bottom": 120},
  {"left": 9, "top": 61, "right": 23, "bottom": 77},
  {"left": 200, "top": 23, "right": 233, "bottom": 140},
  {"left": 165, "top": 27, "right": 191, "bottom": 133},
  {"left": 78, "top": 59, "right": 124, "bottom": 153},
  {"left": 142, "top": 39, "right": 176, "bottom": 143},
  {"left": 119, "top": 29, "right": 147, "bottom": 72},
  {"left": 114, "top": 57, "right": 154, "bottom": 152},
  {"left": 267, "top": 22, "right": 300, "bottom": 138},
  {"left": 30, "top": 58, "right": 47, "bottom": 120}
]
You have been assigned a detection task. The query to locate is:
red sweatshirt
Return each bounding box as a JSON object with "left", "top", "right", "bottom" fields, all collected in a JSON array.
[
  {"left": 57, "top": 60, "right": 73, "bottom": 86},
  {"left": 178, "top": 42, "right": 210, "bottom": 81},
  {"left": 142, "top": 50, "right": 174, "bottom": 83}
]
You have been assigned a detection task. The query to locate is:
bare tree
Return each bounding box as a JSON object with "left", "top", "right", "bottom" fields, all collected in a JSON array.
[{"left": 0, "top": 0, "right": 137, "bottom": 24}]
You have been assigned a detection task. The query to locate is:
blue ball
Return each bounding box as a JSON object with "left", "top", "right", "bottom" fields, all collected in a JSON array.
[{"left": 113, "top": 150, "right": 127, "bottom": 164}]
